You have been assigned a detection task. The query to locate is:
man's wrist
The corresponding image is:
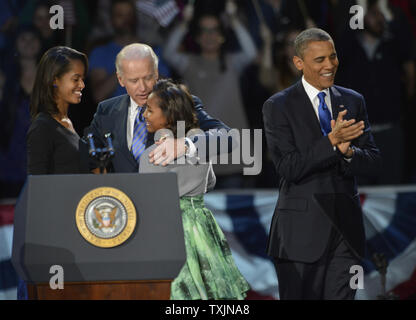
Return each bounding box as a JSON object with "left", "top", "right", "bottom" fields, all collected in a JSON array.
[
  {"left": 184, "top": 137, "right": 196, "bottom": 157},
  {"left": 184, "top": 138, "right": 189, "bottom": 154},
  {"left": 343, "top": 146, "right": 355, "bottom": 159},
  {"left": 328, "top": 133, "right": 339, "bottom": 146}
]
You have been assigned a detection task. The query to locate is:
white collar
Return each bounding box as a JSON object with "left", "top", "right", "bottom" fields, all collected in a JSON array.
[
  {"left": 301, "top": 76, "right": 330, "bottom": 102},
  {"left": 129, "top": 97, "right": 139, "bottom": 111}
]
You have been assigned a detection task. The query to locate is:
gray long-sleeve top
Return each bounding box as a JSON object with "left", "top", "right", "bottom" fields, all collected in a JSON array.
[{"left": 139, "top": 144, "right": 216, "bottom": 197}]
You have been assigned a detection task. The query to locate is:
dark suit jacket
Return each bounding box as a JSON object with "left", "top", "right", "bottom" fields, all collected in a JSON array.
[
  {"left": 83, "top": 94, "right": 232, "bottom": 173},
  {"left": 262, "top": 81, "right": 381, "bottom": 263}
]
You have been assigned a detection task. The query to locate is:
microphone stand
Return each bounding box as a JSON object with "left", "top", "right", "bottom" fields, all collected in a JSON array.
[
  {"left": 372, "top": 253, "right": 399, "bottom": 300},
  {"left": 87, "top": 133, "right": 115, "bottom": 173}
]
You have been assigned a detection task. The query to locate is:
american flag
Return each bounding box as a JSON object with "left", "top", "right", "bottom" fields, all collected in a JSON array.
[
  {"left": 136, "top": 0, "right": 179, "bottom": 27},
  {"left": 0, "top": 201, "right": 15, "bottom": 300},
  {"left": 204, "top": 187, "right": 416, "bottom": 300}
]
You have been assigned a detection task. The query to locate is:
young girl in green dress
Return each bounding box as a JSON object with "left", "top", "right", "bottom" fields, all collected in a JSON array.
[{"left": 139, "top": 79, "right": 250, "bottom": 300}]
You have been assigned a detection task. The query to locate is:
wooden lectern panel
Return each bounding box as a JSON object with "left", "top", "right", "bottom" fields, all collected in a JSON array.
[{"left": 27, "top": 280, "right": 171, "bottom": 300}]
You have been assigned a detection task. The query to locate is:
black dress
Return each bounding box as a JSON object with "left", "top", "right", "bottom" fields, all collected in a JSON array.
[
  {"left": 27, "top": 112, "right": 81, "bottom": 175},
  {"left": 18, "top": 112, "right": 81, "bottom": 299}
]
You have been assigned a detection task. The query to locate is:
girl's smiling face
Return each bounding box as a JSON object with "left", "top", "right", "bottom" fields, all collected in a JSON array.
[
  {"left": 54, "top": 59, "right": 85, "bottom": 107},
  {"left": 143, "top": 92, "right": 168, "bottom": 133}
]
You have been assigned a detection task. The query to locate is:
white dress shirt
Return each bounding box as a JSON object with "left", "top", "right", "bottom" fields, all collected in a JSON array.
[
  {"left": 301, "top": 76, "right": 333, "bottom": 120},
  {"left": 127, "top": 97, "right": 140, "bottom": 151},
  {"left": 301, "top": 76, "right": 353, "bottom": 161}
]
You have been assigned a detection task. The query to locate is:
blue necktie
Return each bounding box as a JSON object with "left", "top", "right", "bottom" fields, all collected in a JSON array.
[
  {"left": 317, "top": 92, "right": 332, "bottom": 136},
  {"left": 131, "top": 107, "right": 147, "bottom": 162}
]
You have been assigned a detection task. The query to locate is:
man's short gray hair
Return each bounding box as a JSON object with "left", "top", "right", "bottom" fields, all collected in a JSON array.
[
  {"left": 115, "top": 43, "right": 159, "bottom": 75},
  {"left": 294, "top": 28, "right": 334, "bottom": 58}
]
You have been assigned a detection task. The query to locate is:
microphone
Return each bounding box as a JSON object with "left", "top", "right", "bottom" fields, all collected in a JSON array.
[
  {"left": 85, "top": 132, "right": 115, "bottom": 174},
  {"left": 104, "top": 132, "right": 115, "bottom": 157},
  {"left": 87, "top": 133, "right": 96, "bottom": 157}
]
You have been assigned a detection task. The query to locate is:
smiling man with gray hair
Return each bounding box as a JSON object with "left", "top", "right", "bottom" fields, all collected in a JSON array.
[{"left": 86, "top": 43, "right": 235, "bottom": 173}]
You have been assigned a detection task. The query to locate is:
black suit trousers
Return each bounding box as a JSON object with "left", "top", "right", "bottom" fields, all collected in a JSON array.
[{"left": 273, "top": 228, "right": 360, "bottom": 300}]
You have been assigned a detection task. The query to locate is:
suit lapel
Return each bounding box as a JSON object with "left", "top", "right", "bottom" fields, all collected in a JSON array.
[
  {"left": 114, "top": 95, "right": 138, "bottom": 168},
  {"left": 293, "top": 82, "right": 347, "bottom": 138},
  {"left": 330, "top": 86, "right": 344, "bottom": 121},
  {"left": 293, "top": 81, "right": 322, "bottom": 137}
]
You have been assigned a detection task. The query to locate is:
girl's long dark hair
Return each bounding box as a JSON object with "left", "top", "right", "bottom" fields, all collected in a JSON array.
[
  {"left": 151, "top": 79, "right": 199, "bottom": 137},
  {"left": 30, "top": 46, "right": 88, "bottom": 119}
]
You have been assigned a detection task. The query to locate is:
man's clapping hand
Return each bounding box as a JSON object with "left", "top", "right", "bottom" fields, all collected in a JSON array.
[{"left": 328, "top": 110, "right": 364, "bottom": 156}]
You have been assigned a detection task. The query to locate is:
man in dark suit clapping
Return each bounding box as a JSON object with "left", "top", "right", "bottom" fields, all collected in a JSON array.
[{"left": 263, "top": 28, "right": 381, "bottom": 300}]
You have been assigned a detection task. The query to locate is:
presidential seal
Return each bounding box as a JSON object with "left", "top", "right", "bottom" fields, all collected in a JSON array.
[{"left": 75, "top": 187, "right": 137, "bottom": 248}]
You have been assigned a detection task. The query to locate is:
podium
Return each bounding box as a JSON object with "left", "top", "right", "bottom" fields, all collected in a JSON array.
[{"left": 12, "top": 173, "right": 186, "bottom": 300}]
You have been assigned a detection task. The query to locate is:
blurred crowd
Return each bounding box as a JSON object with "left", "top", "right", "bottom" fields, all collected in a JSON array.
[{"left": 0, "top": 0, "right": 415, "bottom": 198}]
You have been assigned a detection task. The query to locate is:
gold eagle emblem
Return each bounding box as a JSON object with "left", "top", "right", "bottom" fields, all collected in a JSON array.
[
  {"left": 75, "top": 187, "right": 137, "bottom": 248},
  {"left": 94, "top": 207, "right": 117, "bottom": 229}
]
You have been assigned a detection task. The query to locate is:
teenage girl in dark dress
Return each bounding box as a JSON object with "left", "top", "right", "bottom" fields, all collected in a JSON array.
[
  {"left": 27, "top": 46, "right": 88, "bottom": 175},
  {"left": 18, "top": 46, "right": 88, "bottom": 299}
]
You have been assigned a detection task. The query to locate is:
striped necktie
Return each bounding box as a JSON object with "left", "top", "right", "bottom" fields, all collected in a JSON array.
[
  {"left": 317, "top": 92, "right": 332, "bottom": 136},
  {"left": 131, "top": 106, "right": 147, "bottom": 162}
]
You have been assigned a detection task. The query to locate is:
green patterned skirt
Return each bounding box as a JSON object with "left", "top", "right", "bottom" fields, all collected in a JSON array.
[{"left": 170, "top": 195, "right": 250, "bottom": 300}]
